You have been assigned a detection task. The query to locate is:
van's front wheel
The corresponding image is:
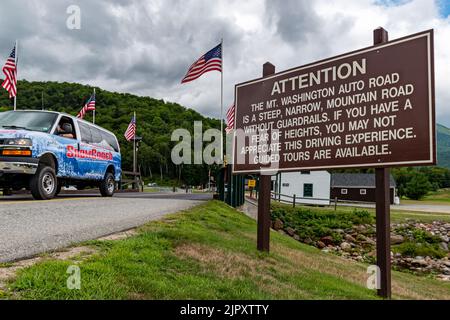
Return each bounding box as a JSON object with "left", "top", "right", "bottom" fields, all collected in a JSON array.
[
  {"left": 100, "top": 172, "right": 115, "bottom": 197},
  {"left": 30, "top": 166, "right": 57, "bottom": 200}
]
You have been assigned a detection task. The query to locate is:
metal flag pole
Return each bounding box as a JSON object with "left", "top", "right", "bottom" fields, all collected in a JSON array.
[
  {"left": 220, "top": 38, "right": 224, "bottom": 164},
  {"left": 93, "top": 88, "right": 96, "bottom": 124},
  {"left": 14, "top": 40, "right": 18, "bottom": 111},
  {"left": 133, "top": 111, "right": 136, "bottom": 174}
]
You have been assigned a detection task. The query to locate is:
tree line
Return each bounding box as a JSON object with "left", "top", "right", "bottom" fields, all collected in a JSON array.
[{"left": 0, "top": 80, "right": 222, "bottom": 187}]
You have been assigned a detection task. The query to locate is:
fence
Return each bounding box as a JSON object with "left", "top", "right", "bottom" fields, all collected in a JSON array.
[{"left": 269, "top": 191, "right": 376, "bottom": 210}]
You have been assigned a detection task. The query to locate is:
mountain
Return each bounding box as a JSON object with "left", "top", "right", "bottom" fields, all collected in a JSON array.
[
  {"left": 437, "top": 123, "right": 450, "bottom": 169},
  {"left": 0, "top": 80, "right": 221, "bottom": 186}
]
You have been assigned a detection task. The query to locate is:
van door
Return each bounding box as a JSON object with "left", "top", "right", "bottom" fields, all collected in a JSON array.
[
  {"left": 77, "top": 121, "right": 111, "bottom": 181},
  {"left": 53, "top": 116, "right": 80, "bottom": 178}
]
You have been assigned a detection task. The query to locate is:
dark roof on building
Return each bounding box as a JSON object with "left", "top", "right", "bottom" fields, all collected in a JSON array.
[{"left": 331, "top": 173, "right": 396, "bottom": 188}]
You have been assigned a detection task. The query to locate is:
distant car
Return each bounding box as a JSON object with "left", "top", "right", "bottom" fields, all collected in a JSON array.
[
  {"left": 147, "top": 182, "right": 157, "bottom": 187},
  {"left": 0, "top": 110, "right": 122, "bottom": 200}
]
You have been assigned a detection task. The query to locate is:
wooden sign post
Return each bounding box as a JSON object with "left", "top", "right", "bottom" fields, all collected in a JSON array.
[
  {"left": 257, "top": 62, "right": 276, "bottom": 253},
  {"left": 374, "top": 27, "right": 392, "bottom": 299}
]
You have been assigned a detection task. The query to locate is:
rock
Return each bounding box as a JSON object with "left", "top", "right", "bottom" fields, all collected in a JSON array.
[
  {"left": 441, "top": 235, "right": 449, "bottom": 243},
  {"left": 411, "top": 259, "right": 428, "bottom": 267},
  {"left": 317, "top": 241, "right": 326, "bottom": 249},
  {"left": 293, "top": 235, "right": 300, "bottom": 241},
  {"left": 440, "top": 242, "right": 449, "bottom": 252},
  {"left": 320, "top": 236, "right": 334, "bottom": 246},
  {"left": 354, "top": 225, "right": 366, "bottom": 232},
  {"left": 436, "top": 274, "right": 450, "bottom": 281},
  {"left": 340, "top": 242, "right": 352, "bottom": 251},
  {"left": 362, "top": 238, "right": 376, "bottom": 246},
  {"left": 285, "top": 227, "right": 295, "bottom": 237},
  {"left": 367, "top": 250, "right": 376, "bottom": 257},
  {"left": 304, "top": 238, "right": 313, "bottom": 245},
  {"left": 390, "top": 234, "right": 405, "bottom": 245},
  {"left": 344, "top": 234, "right": 356, "bottom": 242},
  {"left": 356, "top": 234, "right": 367, "bottom": 241},
  {"left": 321, "top": 248, "right": 330, "bottom": 253},
  {"left": 415, "top": 256, "right": 424, "bottom": 260},
  {"left": 273, "top": 218, "right": 283, "bottom": 231},
  {"left": 443, "top": 268, "right": 450, "bottom": 275}
]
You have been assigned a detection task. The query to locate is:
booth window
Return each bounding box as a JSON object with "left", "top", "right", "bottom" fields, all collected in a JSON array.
[
  {"left": 341, "top": 189, "right": 348, "bottom": 195},
  {"left": 360, "top": 189, "right": 367, "bottom": 195}
]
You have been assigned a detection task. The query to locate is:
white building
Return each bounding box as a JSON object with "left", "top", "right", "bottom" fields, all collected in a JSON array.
[{"left": 271, "top": 171, "right": 331, "bottom": 206}]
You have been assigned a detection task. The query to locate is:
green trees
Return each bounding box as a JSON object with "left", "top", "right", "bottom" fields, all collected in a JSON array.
[
  {"left": 0, "top": 80, "right": 222, "bottom": 187},
  {"left": 404, "top": 171, "right": 433, "bottom": 200}
]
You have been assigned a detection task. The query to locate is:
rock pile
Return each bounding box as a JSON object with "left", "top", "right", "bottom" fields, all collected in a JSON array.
[{"left": 272, "top": 218, "right": 450, "bottom": 281}]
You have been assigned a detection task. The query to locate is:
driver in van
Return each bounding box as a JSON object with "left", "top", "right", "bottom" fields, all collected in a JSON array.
[{"left": 56, "top": 121, "right": 75, "bottom": 139}]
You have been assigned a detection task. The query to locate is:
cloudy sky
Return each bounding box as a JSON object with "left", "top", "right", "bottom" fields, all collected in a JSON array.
[{"left": 0, "top": 0, "right": 449, "bottom": 124}]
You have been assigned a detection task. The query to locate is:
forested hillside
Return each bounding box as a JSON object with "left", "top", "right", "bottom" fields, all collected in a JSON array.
[{"left": 0, "top": 80, "right": 222, "bottom": 186}]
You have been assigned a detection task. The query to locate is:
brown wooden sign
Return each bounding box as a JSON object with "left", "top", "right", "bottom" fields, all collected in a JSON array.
[{"left": 232, "top": 30, "right": 435, "bottom": 173}]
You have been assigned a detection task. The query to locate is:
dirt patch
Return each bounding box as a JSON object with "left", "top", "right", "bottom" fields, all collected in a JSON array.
[
  {"left": 50, "top": 246, "right": 97, "bottom": 261},
  {"left": 174, "top": 243, "right": 311, "bottom": 298},
  {"left": 97, "top": 229, "right": 138, "bottom": 241}
]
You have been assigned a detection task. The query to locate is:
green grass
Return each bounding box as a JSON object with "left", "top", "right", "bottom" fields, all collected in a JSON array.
[
  {"left": 402, "top": 188, "right": 450, "bottom": 204},
  {"left": 332, "top": 204, "right": 450, "bottom": 223},
  {"left": 4, "top": 201, "right": 450, "bottom": 300}
]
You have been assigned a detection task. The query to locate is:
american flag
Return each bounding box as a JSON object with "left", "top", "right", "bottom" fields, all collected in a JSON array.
[
  {"left": 76, "top": 93, "right": 96, "bottom": 119},
  {"left": 181, "top": 43, "right": 222, "bottom": 83},
  {"left": 2, "top": 45, "right": 17, "bottom": 99},
  {"left": 124, "top": 115, "right": 136, "bottom": 141},
  {"left": 225, "top": 103, "right": 235, "bottom": 134}
]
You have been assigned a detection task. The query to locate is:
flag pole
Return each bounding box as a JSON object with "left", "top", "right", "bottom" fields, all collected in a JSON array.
[
  {"left": 220, "top": 38, "right": 224, "bottom": 164},
  {"left": 93, "top": 88, "right": 96, "bottom": 124},
  {"left": 133, "top": 111, "right": 136, "bottom": 174},
  {"left": 14, "top": 40, "right": 18, "bottom": 111}
]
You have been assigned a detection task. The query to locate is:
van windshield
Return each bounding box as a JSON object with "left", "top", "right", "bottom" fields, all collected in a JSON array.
[{"left": 0, "top": 111, "right": 58, "bottom": 133}]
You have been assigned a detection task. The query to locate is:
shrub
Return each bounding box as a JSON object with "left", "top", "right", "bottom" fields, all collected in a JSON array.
[
  {"left": 404, "top": 172, "right": 432, "bottom": 200},
  {"left": 270, "top": 203, "right": 373, "bottom": 243},
  {"left": 393, "top": 242, "right": 446, "bottom": 259}
]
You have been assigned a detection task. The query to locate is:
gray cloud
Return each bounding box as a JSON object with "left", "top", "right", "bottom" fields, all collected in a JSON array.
[{"left": 0, "top": 0, "right": 449, "bottom": 126}]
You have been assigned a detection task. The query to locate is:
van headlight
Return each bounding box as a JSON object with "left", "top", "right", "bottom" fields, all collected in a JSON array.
[{"left": 4, "top": 138, "right": 32, "bottom": 146}]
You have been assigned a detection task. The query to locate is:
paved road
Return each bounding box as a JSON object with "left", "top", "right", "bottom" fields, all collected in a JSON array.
[{"left": 0, "top": 192, "right": 211, "bottom": 263}]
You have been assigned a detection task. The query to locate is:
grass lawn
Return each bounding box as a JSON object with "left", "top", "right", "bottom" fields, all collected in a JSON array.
[
  {"left": 3, "top": 201, "right": 450, "bottom": 300},
  {"left": 402, "top": 188, "right": 450, "bottom": 205},
  {"left": 330, "top": 204, "right": 450, "bottom": 223}
]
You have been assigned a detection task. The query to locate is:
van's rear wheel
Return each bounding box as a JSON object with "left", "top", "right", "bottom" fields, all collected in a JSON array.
[
  {"left": 30, "top": 166, "right": 57, "bottom": 200},
  {"left": 100, "top": 172, "right": 115, "bottom": 197}
]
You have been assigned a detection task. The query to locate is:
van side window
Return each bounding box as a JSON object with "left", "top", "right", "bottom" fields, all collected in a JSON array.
[
  {"left": 101, "top": 131, "right": 119, "bottom": 152},
  {"left": 78, "top": 122, "right": 93, "bottom": 144},
  {"left": 90, "top": 127, "right": 103, "bottom": 145}
]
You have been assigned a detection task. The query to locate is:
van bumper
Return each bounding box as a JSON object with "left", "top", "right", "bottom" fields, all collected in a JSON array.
[{"left": 0, "top": 157, "right": 39, "bottom": 175}]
